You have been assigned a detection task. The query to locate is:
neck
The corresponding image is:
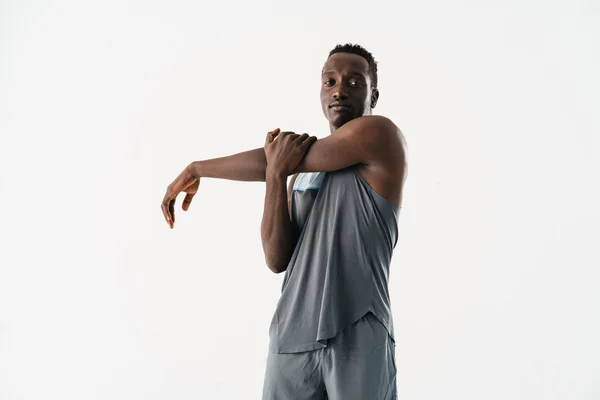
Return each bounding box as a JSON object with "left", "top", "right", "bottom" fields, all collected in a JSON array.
[{"left": 329, "top": 109, "right": 371, "bottom": 134}]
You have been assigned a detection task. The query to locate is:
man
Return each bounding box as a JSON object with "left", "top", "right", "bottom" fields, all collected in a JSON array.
[{"left": 161, "top": 43, "right": 408, "bottom": 399}]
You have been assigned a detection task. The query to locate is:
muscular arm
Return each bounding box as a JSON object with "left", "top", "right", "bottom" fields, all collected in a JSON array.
[
  {"left": 190, "top": 147, "right": 267, "bottom": 181},
  {"left": 260, "top": 173, "right": 298, "bottom": 274},
  {"left": 221, "top": 117, "right": 400, "bottom": 274},
  {"left": 189, "top": 116, "right": 403, "bottom": 181},
  {"left": 164, "top": 116, "right": 405, "bottom": 229}
]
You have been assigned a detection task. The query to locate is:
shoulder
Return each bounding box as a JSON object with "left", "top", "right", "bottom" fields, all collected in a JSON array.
[
  {"left": 344, "top": 115, "right": 402, "bottom": 143},
  {"left": 351, "top": 115, "right": 398, "bottom": 130},
  {"left": 346, "top": 115, "right": 406, "bottom": 156},
  {"left": 362, "top": 115, "right": 398, "bottom": 127}
]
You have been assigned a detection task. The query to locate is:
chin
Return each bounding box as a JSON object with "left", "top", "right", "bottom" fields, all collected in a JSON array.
[{"left": 330, "top": 114, "right": 355, "bottom": 130}]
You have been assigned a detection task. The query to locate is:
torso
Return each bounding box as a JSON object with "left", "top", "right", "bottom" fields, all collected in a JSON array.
[
  {"left": 290, "top": 161, "right": 405, "bottom": 207},
  {"left": 273, "top": 164, "right": 401, "bottom": 353}
]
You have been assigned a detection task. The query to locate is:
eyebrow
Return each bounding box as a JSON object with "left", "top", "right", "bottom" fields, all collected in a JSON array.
[{"left": 321, "top": 70, "right": 366, "bottom": 77}]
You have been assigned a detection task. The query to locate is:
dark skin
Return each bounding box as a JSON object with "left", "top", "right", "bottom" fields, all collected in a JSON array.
[
  {"left": 262, "top": 129, "right": 317, "bottom": 272},
  {"left": 161, "top": 52, "right": 408, "bottom": 273},
  {"left": 321, "top": 52, "right": 380, "bottom": 133}
]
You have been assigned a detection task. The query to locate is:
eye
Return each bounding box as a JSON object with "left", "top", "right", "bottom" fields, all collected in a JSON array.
[
  {"left": 349, "top": 80, "right": 362, "bottom": 87},
  {"left": 323, "top": 79, "right": 334, "bottom": 86}
]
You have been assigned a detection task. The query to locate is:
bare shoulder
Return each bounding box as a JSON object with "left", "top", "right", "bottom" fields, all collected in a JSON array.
[
  {"left": 354, "top": 116, "right": 408, "bottom": 207},
  {"left": 354, "top": 115, "right": 398, "bottom": 131},
  {"left": 349, "top": 115, "right": 407, "bottom": 162},
  {"left": 380, "top": 116, "right": 408, "bottom": 159},
  {"left": 350, "top": 116, "right": 405, "bottom": 149},
  {"left": 372, "top": 115, "right": 404, "bottom": 141}
]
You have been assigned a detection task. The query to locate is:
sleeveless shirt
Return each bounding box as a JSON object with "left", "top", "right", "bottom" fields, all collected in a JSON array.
[{"left": 268, "top": 165, "right": 401, "bottom": 354}]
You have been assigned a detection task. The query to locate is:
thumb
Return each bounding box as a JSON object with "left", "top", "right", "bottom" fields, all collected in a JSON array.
[{"left": 265, "top": 128, "right": 281, "bottom": 145}]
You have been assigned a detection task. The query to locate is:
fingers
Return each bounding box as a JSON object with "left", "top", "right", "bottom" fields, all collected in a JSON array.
[
  {"left": 265, "top": 129, "right": 313, "bottom": 151},
  {"left": 267, "top": 130, "right": 315, "bottom": 150},
  {"left": 276, "top": 131, "right": 295, "bottom": 140},
  {"left": 265, "top": 128, "right": 281, "bottom": 146},
  {"left": 161, "top": 166, "right": 199, "bottom": 229},
  {"left": 182, "top": 193, "right": 194, "bottom": 211},
  {"left": 300, "top": 134, "right": 317, "bottom": 149},
  {"left": 294, "top": 133, "right": 309, "bottom": 142},
  {"left": 266, "top": 129, "right": 304, "bottom": 148},
  {"left": 161, "top": 188, "right": 175, "bottom": 229},
  {"left": 169, "top": 198, "right": 175, "bottom": 227}
]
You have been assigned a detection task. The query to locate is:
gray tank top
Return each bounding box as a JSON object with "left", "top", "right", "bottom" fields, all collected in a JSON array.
[{"left": 269, "top": 165, "right": 400, "bottom": 353}]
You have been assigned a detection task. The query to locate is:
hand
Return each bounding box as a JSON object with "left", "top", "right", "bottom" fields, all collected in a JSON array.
[
  {"left": 264, "top": 128, "right": 317, "bottom": 179},
  {"left": 161, "top": 163, "right": 200, "bottom": 229}
]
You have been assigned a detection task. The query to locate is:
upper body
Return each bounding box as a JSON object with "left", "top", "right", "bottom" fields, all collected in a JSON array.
[
  {"left": 160, "top": 44, "right": 408, "bottom": 351},
  {"left": 261, "top": 44, "right": 408, "bottom": 352},
  {"left": 161, "top": 46, "right": 408, "bottom": 241},
  {"left": 269, "top": 46, "right": 408, "bottom": 273}
]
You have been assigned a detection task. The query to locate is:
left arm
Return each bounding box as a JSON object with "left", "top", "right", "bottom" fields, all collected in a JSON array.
[
  {"left": 261, "top": 131, "right": 316, "bottom": 273},
  {"left": 291, "top": 115, "right": 405, "bottom": 174}
]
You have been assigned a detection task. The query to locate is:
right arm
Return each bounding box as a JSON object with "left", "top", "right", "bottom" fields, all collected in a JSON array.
[
  {"left": 186, "top": 149, "right": 300, "bottom": 273},
  {"left": 189, "top": 147, "right": 267, "bottom": 182},
  {"left": 161, "top": 146, "right": 267, "bottom": 228},
  {"left": 161, "top": 131, "right": 310, "bottom": 276},
  {"left": 189, "top": 116, "right": 404, "bottom": 184},
  {"left": 162, "top": 116, "right": 405, "bottom": 228}
]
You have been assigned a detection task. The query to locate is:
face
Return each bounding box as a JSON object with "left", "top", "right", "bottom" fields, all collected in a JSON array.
[{"left": 320, "top": 52, "right": 379, "bottom": 131}]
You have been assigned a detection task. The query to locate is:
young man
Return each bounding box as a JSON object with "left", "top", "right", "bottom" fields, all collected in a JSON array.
[{"left": 161, "top": 44, "right": 408, "bottom": 399}]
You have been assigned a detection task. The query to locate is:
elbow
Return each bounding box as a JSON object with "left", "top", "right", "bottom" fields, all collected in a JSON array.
[
  {"left": 271, "top": 266, "right": 287, "bottom": 274},
  {"left": 265, "top": 258, "right": 288, "bottom": 274},
  {"left": 262, "top": 237, "right": 296, "bottom": 274},
  {"left": 262, "top": 241, "right": 294, "bottom": 274}
]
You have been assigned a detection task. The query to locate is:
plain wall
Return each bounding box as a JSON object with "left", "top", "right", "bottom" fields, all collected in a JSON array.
[{"left": 1, "top": 0, "right": 599, "bottom": 399}]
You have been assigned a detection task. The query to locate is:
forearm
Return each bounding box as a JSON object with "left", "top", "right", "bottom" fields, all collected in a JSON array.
[
  {"left": 189, "top": 147, "right": 267, "bottom": 181},
  {"left": 260, "top": 172, "right": 295, "bottom": 274}
]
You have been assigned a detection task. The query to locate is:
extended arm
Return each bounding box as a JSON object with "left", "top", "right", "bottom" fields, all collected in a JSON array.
[
  {"left": 190, "top": 147, "right": 267, "bottom": 181},
  {"left": 161, "top": 116, "right": 405, "bottom": 227},
  {"left": 188, "top": 116, "right": 401, "bottom": 178}
]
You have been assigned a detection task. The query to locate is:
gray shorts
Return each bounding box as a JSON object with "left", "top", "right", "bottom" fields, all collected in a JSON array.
[{"left": 262, "top": 312, "right": 397, "bottom": 400}]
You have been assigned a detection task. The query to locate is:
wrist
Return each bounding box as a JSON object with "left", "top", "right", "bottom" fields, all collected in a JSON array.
[
  {"left": 187, "top": 161, "right": 202, "bottom": 178},
  {"left": 266, "top": 166, "right": 287, "bottom": 183}
]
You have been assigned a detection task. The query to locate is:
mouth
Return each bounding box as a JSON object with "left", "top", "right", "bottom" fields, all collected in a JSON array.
[{"left": 329, "top": 103, "right": 352, "bottom": 111}]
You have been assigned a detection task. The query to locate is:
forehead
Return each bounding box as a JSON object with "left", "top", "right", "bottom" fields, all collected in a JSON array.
[{"left": 322, "top": 52, "right": 369, "bottom": 76}]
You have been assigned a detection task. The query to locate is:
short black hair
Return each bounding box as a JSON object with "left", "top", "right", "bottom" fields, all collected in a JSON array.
[{"left": 328, "top": 43, "right": 378, "bottom": 90}]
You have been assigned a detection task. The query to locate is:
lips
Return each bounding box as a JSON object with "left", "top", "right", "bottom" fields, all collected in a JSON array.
[{"left": 329, "top": 103, "right": 351, "bottom": 110}]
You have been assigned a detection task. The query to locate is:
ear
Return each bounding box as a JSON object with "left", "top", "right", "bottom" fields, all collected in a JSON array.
[{"left": 370, "top": 89, "right": 379, "bottom": 109}]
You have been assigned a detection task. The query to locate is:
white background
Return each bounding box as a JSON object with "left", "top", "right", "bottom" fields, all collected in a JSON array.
[{"left": 1, "top": 0, "right": 599, "bottom": 399}]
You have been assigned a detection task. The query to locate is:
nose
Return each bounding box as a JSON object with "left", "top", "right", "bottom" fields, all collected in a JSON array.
[{"left": 332, "top": 82, "right": 348, "bottom": 100}]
